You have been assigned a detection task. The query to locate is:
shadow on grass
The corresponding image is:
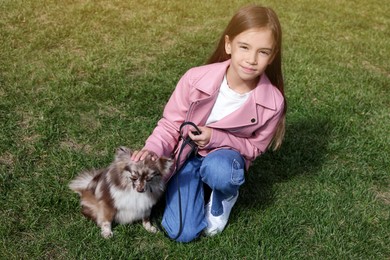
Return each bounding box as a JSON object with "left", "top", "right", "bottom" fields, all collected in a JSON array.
[
  {"left": 240, "top": 116, "right": 331, "bottom": 210},
  {"left": 150, "top": 116, "right": 332, "bottom": 228}
]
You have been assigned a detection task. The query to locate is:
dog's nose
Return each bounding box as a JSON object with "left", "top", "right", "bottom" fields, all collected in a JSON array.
[{"left": 137, "top": 187, "right": 145, "bottom": 193}]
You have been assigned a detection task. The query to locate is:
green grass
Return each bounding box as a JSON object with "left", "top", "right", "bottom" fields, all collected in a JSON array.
[{"left": 1, "top": 0, "right": 389, "bottom": 259}]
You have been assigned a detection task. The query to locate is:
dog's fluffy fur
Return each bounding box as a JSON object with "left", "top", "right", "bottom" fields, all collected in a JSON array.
[{"left": 69, "top": 147, "right": 173, "bottom": 238}]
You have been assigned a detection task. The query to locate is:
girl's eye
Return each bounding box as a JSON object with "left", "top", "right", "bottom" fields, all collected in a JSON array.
[
  {"left": 239, "top": 45, "right": 248, "bottom": 50},
  {"left": 259, "top": 50, "right": 271, "bottom": 56}
]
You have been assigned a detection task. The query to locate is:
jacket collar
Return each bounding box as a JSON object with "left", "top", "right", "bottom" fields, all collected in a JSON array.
[
  {"left": 194, "top": 60, "right": 229, "bottom": 96},
  {"left": 253, "top": 73, "right": 278, "bottom": 110}
]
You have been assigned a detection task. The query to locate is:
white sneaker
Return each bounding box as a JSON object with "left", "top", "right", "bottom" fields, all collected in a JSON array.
[{"left": 204, "top": 191, "right": 239, "bottom": 236}]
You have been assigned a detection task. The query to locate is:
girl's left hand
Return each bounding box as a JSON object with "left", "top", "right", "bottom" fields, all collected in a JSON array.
[{"left": 188, "top": 126, "right": 212, "bottom": 149}]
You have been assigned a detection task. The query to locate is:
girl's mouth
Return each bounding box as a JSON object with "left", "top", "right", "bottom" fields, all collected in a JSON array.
[{"left": 241, "top": 65, "right": 256, "bottom": 74}]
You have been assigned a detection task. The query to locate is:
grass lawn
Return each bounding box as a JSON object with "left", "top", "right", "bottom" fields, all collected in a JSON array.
[{"left": 1, "top": 0, "right": 389, "bottom": 259}]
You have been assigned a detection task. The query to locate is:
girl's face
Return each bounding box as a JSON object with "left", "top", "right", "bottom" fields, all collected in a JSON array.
[{"left": 225, "top": 28, "right": 275, "bottom": 91}]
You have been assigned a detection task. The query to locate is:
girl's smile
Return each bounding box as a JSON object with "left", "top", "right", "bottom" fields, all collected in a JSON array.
[{"left": 240, "top": 64, "right": 258, "bottom": 74}]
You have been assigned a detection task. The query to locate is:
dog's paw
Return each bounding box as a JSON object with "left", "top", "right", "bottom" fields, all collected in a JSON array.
[
  {"left": 101, "top": 222, "right": 113, "bottom": 238},
  {"left": 143, "top": 220, "right": 158, "bottom": 233},
  {"left": 147, "top": 225, "right": 158, "bottom": 233},
  {"left": 101, "top": 229, "right": 113, "bottom": 238}
]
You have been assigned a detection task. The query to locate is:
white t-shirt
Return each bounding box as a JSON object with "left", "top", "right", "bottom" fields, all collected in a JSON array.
[{"left": 206, "top": 75, "right": 252, "bottom": 125}]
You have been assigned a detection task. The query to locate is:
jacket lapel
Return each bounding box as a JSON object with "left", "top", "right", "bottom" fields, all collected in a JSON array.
[
  {"left": 188, "top": 60, "right": 278, "bottom": 129},
  {"left": 208, "top": 74, "right": 277, "bottom": 129}
]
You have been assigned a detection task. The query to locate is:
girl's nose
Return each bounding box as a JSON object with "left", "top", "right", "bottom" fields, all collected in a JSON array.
[{"left": 247, "top": 52, "right": 258, "bottom": 65}]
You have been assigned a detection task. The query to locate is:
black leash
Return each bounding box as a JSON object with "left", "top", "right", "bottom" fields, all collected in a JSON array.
[{"left": 169, "top": 121, "right": 202, "bottom": 240}]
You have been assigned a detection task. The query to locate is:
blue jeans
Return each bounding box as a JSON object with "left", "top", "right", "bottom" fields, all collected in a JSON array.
[{"left": 162, "top": 149, "right": 245, "bottom": 242}]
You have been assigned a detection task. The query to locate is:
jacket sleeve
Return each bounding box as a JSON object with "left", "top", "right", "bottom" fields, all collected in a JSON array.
[
  {"left": 204, "top": 100, "right": 284, "bottom": 162},
  {"left": 143, "top": 71, "right": 192, "bottom": 157}
]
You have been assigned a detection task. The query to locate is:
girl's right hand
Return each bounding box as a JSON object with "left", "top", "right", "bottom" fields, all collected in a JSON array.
[
  {"left": 131, "top": 149, "right": 157, "bottom": 162},
  {"left": 188, "top": 125, "right": 212, "bottom": 149}
]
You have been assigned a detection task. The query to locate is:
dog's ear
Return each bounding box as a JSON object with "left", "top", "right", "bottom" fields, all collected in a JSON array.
[
  {"left": 156, "top": 157, "right": 174, "bottom": 175},
  {"left": 115, "top": 146, "right": 132, "bottom": 161}
]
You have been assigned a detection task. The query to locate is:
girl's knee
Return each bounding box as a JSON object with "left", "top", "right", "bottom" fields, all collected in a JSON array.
[
  {"left": 201, "top": 150, "right": 245, "bottom": 190},
  {"left": 203, "top": 149, "right": 244, "bottom": 170},
  {"left": 162, "top": 218, "right": 205, "bottom": 243},
  {"left": 171, "top": 229, "right": 201, "bottom": 243}
]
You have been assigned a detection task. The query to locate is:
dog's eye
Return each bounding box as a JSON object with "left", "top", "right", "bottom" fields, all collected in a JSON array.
[{"left": 146, "top": 172, "right": 159, "bottom": 181}]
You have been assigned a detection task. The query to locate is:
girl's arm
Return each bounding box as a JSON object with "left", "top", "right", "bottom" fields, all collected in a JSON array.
[
  {"left": 203, "top": 105, "right": 284, "bottom": 162},
  {"left": 141, "top": 71, "right": 192, "bottom": 158}
]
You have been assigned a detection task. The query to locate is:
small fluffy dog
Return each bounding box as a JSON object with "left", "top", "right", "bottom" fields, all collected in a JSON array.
[{"left": 69, "top": 147, "right": 173, "bottom": 238}]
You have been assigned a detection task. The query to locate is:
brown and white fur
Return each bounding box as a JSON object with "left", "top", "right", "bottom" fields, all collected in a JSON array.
[{"left": 69, "top": 147, "right": 173, "bottom": 238}]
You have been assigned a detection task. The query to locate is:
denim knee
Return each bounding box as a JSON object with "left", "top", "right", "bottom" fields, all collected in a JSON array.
[
  {"left": 167, "top": 227, "right": 201, "bottom": 243},
  {"left": 162, "top": 155, "right": 207, "bottom": 243},
  {"left": 200, "top": 149, "right": 245, "bottom": 193},
  {"left": 162, "top": 197, "right": 206, "bottom": 243}
]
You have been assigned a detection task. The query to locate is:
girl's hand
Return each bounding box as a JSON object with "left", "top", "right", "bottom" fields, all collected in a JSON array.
[
  {"left": 188, "top": 126, "right": 212, "bottom": 149},
  {"left": 131, "top": 149, "right": 157, "bottom": 162}
]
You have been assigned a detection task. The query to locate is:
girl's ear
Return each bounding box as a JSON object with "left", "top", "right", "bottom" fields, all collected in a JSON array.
[
  {"left": 268, "top": 51, "right": 277, "bottom": 65},
  {"left": 224, "top": 35, "right": 232, "bottom": 55},
  {"left": 268, "top": 44, "right": 278, "bottom": 65},
  {"left": 268, "top": 55, "right": 275, "bottom": 65}
]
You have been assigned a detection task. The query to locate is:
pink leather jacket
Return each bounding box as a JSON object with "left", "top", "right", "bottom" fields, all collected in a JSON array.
[{"left": 143, "top": 60, "right": 284, "bottom": 179}]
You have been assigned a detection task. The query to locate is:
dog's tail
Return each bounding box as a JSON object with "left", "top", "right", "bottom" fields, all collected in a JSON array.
[{"left": 69, "top": 169, "right": 102, "bottom": 195}]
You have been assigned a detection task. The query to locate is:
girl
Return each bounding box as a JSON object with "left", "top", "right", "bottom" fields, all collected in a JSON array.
[{"left": 131, "top": 4, "right": 286, "bottom": 242}]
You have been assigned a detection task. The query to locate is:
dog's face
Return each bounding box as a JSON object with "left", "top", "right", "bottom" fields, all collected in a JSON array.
[{"left": 109, "top": 147, "right": 173, "bottom": 192}]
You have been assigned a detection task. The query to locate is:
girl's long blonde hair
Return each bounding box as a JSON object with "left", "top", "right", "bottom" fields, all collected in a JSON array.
[{"left": 207, "top": 5, "right": 286, "bottom": 150}]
